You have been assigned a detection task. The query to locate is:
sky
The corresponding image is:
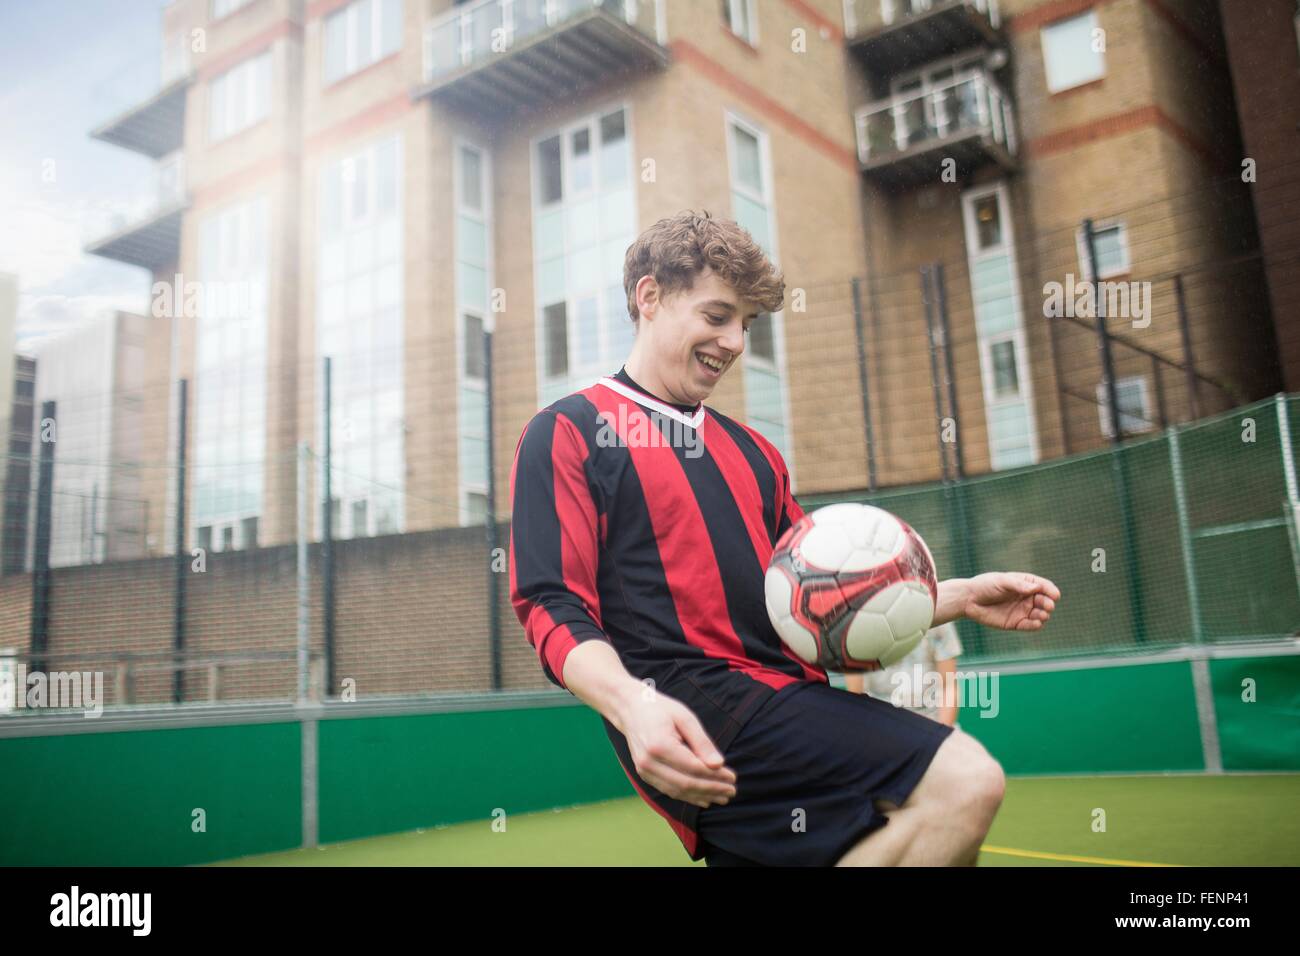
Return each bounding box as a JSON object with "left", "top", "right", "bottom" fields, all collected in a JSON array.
[{"left": 0, "top": 0, "right": 173, "bottom": 353}]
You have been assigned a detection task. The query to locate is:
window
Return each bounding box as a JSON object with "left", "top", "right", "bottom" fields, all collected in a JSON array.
[
  {"left": 324, "top": 0, "right": 403, "bottom": 84},
  {"left": 1041, "top": 11, "right": 1106, "bottom": 93},
  {"left": 972, "top": 194, "right": 1002, "bottom": 251},
  {"left": 748, "top": 312, "right": 775, "bottom": 363},
  {"left": 209, "top": 51, "right": 271, "bottom": 142},
  {"left": 351, "top": 499, "right": 369, "bottom": 537},
  {"left": 212, "top": 0, "right": 255, "bottom": 18},
  {"left": 989, "top": 339, "right": 1020, "bottom": 398},
  {"left": 721, "top": 0, "right": 758, "bottom": 45},
  {"left": 221, "top": 526, "right": 235, "bottom": 550},
  {"left": 533, "top": 107, "right": 635, "bottom": 404},
  {"left": 318, "top": 134, "right": 404, "bottom": 542},
  {"left": 543, "top": 303, "right": 568, "bottom": 378},
  {"left": 241, "top": 516, "right": 258, "bottom": 549},
  {"left": 197, "top": 525, "right": 213, "bottom": 552},
  {"left": 1076, "top": 221, "right": 1130, "bottom": 280},
  {"left": 1097, "top": 376, "right": 1153, "bottom": 437},
  {"left": 194, "top": 196, "right": 269, "bottom": 546},
  {"left": 463, "top": 314, "right": 485, "bottom": 379}
]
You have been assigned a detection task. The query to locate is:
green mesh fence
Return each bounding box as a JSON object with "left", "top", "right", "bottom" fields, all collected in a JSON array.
[{"left": 802, "top": 395, "right": 1300, "bottom": 665}]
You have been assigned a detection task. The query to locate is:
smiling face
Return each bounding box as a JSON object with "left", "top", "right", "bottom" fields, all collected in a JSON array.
[{"left": 623, "top": 266, "right": 757, "bottom": 407}]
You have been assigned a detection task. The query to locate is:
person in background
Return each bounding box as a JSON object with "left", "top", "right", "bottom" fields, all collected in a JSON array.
[{"left": 845, "top": 622, "right": 964, "bottom": 727}]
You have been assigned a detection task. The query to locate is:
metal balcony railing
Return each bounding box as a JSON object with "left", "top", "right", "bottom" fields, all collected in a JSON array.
[
  {"left": 84, "top": 153, "right": 188, "bottom": 270},
  {"left": 855, "top": 69, "right": 1016, "bottom": 176},
  {"left": 843, "top": 0, "right": 1001, "bottom": 75},
  {"left": 419, "top": 0, "right": 667, "bottom": 109},
  {"left": 90, "top": 35, "right": 193, "bottom": 159}
]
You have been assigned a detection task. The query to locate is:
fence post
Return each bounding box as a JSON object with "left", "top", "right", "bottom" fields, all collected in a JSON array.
[
  {"left": 850, "top": 277, "right": 878, "bottom": 492},
  {"left": 321, "top": 357, "right": 335, "bottom": 697},
  {"left": 920, "top": 265, "right": 951, "bottom": 483},
  {"left": 173, "top": 380, "right": 187, "bottom": 704},
  {"left": 485, "top": 314, "right": 502, "bottom": 692},
  {"left": 30, "top": 400, "right": 56, "bottom": 676},
  {"left": 1174, "top": 274, "right": 1200, "bottom": 420},
  {"left": 296, "top": 441, "right": 310, "bottom": 703},
  {"left": 1083, "top": 219, "right": 1123, "bottom": 444},
  {"left": 1169, "top": 426, "right": 1203, "bottom": 645},
  {"left": 1276, "top": 394, "right": 1300, "bottom": 601},
  {"left": 934, "top": 263, "right": 964, "bottom": 479}
]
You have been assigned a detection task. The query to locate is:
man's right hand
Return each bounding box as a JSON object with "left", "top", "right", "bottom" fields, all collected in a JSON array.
[{"left": 620, "top": 690, "right": 737, "bottom": 810}]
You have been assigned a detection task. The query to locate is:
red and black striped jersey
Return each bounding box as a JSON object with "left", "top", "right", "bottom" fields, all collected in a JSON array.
[{"left": 508, "top": 367, "right": 827, "bottom": 859}]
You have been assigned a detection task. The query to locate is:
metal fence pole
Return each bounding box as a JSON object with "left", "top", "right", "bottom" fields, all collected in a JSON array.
[
  {"left": 30, "top": 399, "right": 56, "bottom": 675},
  {"left": 1169, "top": 426, "right": 1203, "bottom": 645},
  {"left": 322, "top": 358, "right": 335, "bottom": 697},
  {"left": 1174, "top": 274, "right": 1200, "bottom": 420},
  {"left": 485, "top": 316, "right": 502, "bottom": 692},
  {"left": 1083, "top": 219, "right": 1123, "bottom": 444},
  {"left": 297, "top": 441, "right": 310, "bottom": 702},
  {"left": 850, "top": 277, "right": 878, "bottom": 492},
  {"left": 173, "top": 380, "right": 188, "bottom": 703},
  {"left": 920, "top": 265, "right": 952, "bottom": 483},
  {"left": 1276, "top": 394, "right": 1300, "bottom": 601},
  {"left": 933, "top": 263, "right": 964, "bottom": 479}
]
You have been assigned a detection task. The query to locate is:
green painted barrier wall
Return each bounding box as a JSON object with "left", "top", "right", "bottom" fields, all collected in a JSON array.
[
  {"left": 0, "top": 721, "right": 301, "bottom": 866},
  {"left": 1211, "top": 656, "right": 1300, "bottom": 771},
  {"left": 1, "top": 655, "right": 1294, "bottom": 865},
  {"left": 956, "top": 661, "right": 1206, "bottom": 774},
  {"left": 317, "top": 704, "right": 630, "bottom": 845}
]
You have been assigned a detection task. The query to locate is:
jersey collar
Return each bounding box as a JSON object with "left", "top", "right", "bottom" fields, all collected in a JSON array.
[{"left": 597, "top": 377, "right": 708, "bottom": 430}]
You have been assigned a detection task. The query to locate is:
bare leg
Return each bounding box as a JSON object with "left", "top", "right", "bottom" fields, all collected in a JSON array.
[{"left": 835, "top": 729, "right": 1005, "bottom": 867}]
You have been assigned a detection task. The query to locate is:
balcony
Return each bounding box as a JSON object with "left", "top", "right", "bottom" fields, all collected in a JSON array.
[
  {"left": 85, "top": 154, "right": 188, "bottom": 270},
  {"left": 90, "top": 37, "right": 193, "bottom": 158},
  {"left": 414, "top": 0, "right": 669, "bottom": 114},
  {"left": 855, "top": 69, "right": 1016, "bottom": 186},
  {"left": 844, "top": 0, "right": 1001, "bottom": 75}
]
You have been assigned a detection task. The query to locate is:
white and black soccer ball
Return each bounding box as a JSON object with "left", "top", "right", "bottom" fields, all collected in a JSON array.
[{"left": 764, "top": 503, "right": 938, "bottom": 672}]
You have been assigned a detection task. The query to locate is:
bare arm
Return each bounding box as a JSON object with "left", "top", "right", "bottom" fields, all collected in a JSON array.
[
  {"left": 843, "top": 671, "right": 864, "bottom": 694},
  {"left": 935, "top": 657, "right": 958, "bottom": 726},
  {"left": 933, "top": 573, "right": 1060, "bottom": 629},
  {"left": 562, "top": 641, "right": 737, "bottom": 809}
]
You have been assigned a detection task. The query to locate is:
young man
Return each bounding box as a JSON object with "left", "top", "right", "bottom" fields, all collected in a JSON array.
[{"left": 509, "top": 211, "right": 1059, "bottom": 867}]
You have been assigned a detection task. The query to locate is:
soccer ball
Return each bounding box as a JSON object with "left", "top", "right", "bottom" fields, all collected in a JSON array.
[{"left": 764, "top": 503, "right": 938, "bottom": 672}]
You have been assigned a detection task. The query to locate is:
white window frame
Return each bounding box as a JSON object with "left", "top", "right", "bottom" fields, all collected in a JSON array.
[
  {"left": 1097, "top": 375, "right": 1154, "bottom": 438},
  {"left": 529, "top": 100, "right": 637, "bottom": 401},
  {"left": 323, "top": 0, "right": 403, "bottom": 86},
  {"left": 208, "top": 50, "right": 271, "bottom": 143},
  {"left": 455, "top": 139, "right": 494, "bottom": 527},
  {"left": 723, "top": 0, "right": 759, "bottom": 46},
  {"left": 960, "top": 180, "right": 1040, "bottom": 466},
  {"left": 725, "top": 108, "right": 796, "bottom": 490},
  {"left": 317, "top": 133, "right": 405, "bottom": 542},
  {"left": 1075, "top": 219, "right": 1131, "bottom": 281},
  {"left": 1041, "top": 10, "right": 1106, "bottom": 94}
]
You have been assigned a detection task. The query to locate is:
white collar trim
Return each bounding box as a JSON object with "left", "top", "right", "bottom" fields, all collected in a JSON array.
[{"left": 598, "top": 377, "right": 707, "bottom": 429}]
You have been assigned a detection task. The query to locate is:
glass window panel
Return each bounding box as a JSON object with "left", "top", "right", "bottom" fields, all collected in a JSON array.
[
  {"left": 356, "top": 0, "right": 374, "bottom": 66},
  {"left": 732, "top": 125, "right": 763, "bottom": 194},
  {"left": 733, "top": 193, "right": 770, "bottom": 254},
  {"left": 460, "top": 147, "right": 483, "bottom": 211},
  {"left": 538, "top": 257, "right": 565, "bottom": 305},
  {"left": 1041, "top": 12, "right": 1106, "bottom": 93},
  {"left": 565, "top": 198, "right": 599, "bottom": 248},
  {"left": 376, "top": 138, "right": 398, "bottom": 214},
  {"left": 381, "top": 0, "right": 403, "bottom": 55},
  {"left": 544, "top": 302, "right": 568, "bottom": 378},
  {"left": 973, "top": 195, "right": 1002, "bottom": 250},
  {"left": 538, "top": 136, "right": 563, "bottom": 204},
  {"left": 599, "top": 189, "right": 633, "bottom": 239},
  {"left": 324, "top": 12, "right": 347, "bottom": 82},
  {"left": 457, "top": 215, "right": 487, "bottom": 266},
  {"left": 535, "top": 209, "right": 563, "bottom": 258},
  {"left": 748, "top": 312, "right": 775, "bottom": 362},
  {"left": 990, "top": 339, "right": 1020, "bottom": 397},
  {"left": 458, "top": 262, "right": 488, "bottom": 313},
  {"left": 464, "top": 314, "right": 485, "bottom": 379},
  {"left": 570, "top": 245, "right": 601, "bottom": 293},
  {"left": 571, "top": 127, "right": 593, "bottom": 193},
  {"left": 576, "top": 296, "right": 599, "bottom": 366}
]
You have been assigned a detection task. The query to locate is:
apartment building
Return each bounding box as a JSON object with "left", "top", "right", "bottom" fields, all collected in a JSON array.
[
  {"left": 0, "top": 357, "right": 35, "bottom": 576},
  {"left": 83, "top": 0, "right": 1274, "bottom": 554},
  {"left": 1217, "top": 0, "right": 1300, "bottom": 391}
]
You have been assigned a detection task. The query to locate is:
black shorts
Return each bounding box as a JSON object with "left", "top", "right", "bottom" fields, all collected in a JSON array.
[{"left": 697, "top": 679, "right": 954, "bottom": 867}]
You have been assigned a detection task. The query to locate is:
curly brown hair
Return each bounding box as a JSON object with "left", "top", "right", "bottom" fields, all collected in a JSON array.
[{"left": 622, "top": 210, "right": 786, "bottom": 324}]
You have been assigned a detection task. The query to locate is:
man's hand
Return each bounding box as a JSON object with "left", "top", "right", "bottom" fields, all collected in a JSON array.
[
  {"left": 953, "top": 572, "right": 1060, "bottom": 631},
  {"left": 619, "top": 690, "right": 737, "bottom": 810}
]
